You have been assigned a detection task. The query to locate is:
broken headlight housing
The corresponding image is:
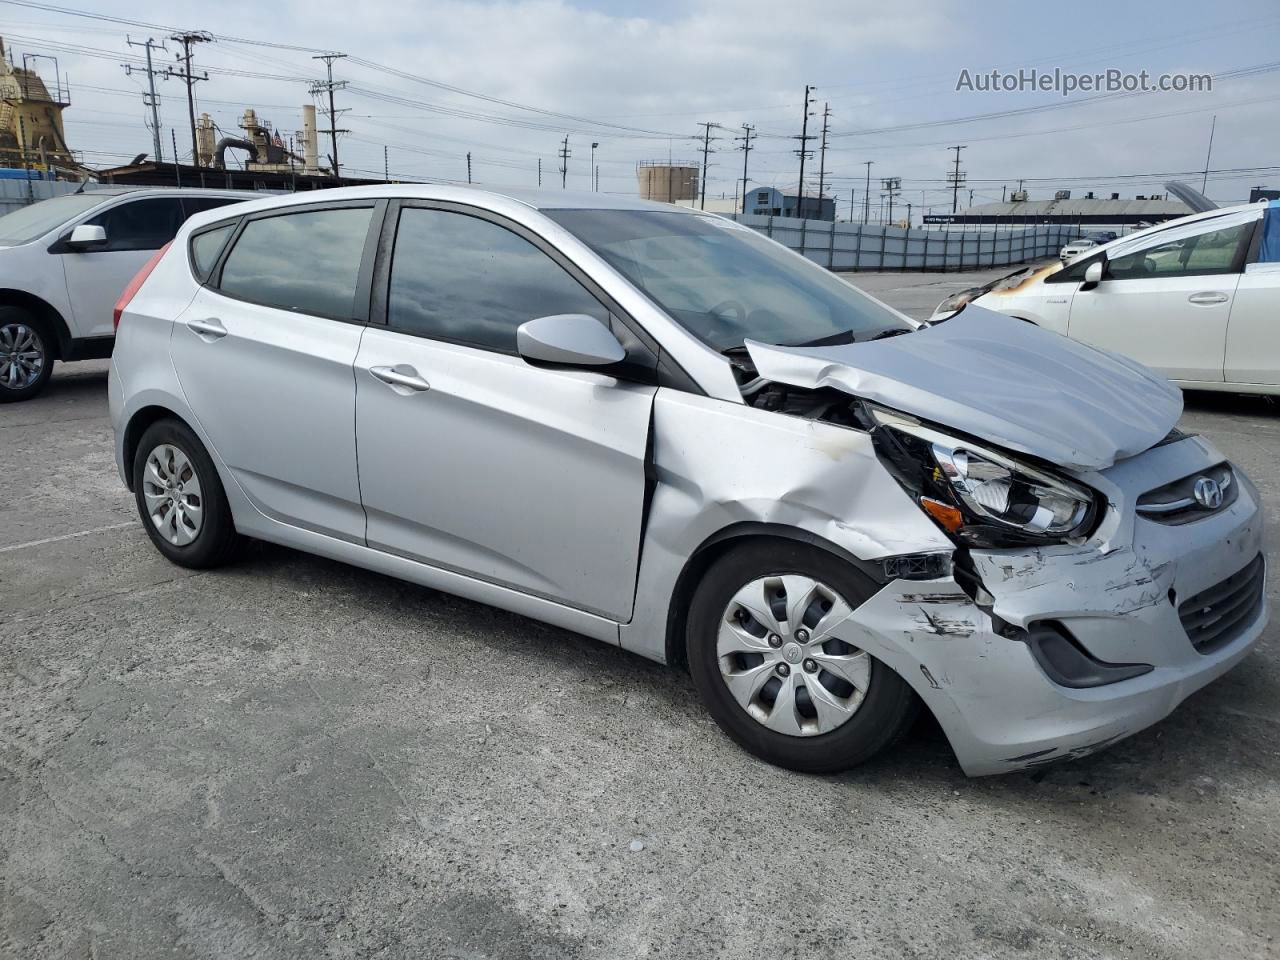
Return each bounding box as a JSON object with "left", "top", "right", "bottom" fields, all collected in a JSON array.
[{"left": 870, "top": 408, "right": 1098, "bottom": 547}]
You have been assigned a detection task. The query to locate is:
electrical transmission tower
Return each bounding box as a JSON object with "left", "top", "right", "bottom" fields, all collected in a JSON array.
[
  {"left": 792, "top": 84, "right": 816, "bottom": 218},
  {"left": 165, "top": 31, "right": 211, "bottom": 170},
  {"left": 124, "top": 36, "right": 166, "bottom": 163},
  {"left": 310, "top": 53, "right": 349, "bottom": 179},
  {"left": 735, "top": 124, "right": 754, "bottom": 215},
  {"left": 948, "top": 144, "right": 967, "bottom": 214}
]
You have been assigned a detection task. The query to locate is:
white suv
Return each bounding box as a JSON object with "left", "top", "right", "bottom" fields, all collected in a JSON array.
[{"left": 0, "top": 187, "right": 247, "bottom": 401}]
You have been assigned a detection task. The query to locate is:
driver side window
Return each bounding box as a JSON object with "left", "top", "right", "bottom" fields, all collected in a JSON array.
[{"left": 1107, "top": 222, "right": 1251, "bottom": 281}]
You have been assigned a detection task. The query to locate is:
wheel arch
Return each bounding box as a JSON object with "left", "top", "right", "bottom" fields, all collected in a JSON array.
[
  {"left": 0, "top": 288, "right": 72, "bottom": 359},
  {"left": 662, "top": 523, "right": 887, "bottom": 671},
  {"left": 123, "top": 404, "right": 192, "bottom": 491}
]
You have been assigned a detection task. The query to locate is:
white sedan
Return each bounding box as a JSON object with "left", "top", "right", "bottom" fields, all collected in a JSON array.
[
  {"left": 1059, "top": 237, "right": 1097, "bottom": 262},
  {"left": 934, "top": 201, "right": 1280, "bottom": 395}
]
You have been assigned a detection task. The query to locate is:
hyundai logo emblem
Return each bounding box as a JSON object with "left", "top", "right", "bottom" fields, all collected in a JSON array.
[{"left": 1193, "top": 476, "right": 1223, "bottom": 509}]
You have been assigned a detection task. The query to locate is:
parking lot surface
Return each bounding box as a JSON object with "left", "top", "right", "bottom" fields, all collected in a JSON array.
[{"left": 2, "top": 268, "right": 1277, "bottom": 960}]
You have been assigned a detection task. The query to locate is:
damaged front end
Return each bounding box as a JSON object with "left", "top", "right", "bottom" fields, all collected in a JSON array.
[{"left": 639, "top": 309, "right": 1266, "bottom": 776}]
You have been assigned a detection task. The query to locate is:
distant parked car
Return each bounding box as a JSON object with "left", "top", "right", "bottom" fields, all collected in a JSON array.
[
  {"left": 108, "top": 185, "right": 1266, "bottom": 776},
  {"left": 933, "top": 201, "right": 1280, "bottom": 395},
  {"left": 1087, "top": 231, "right": 1118, "bottom": 243},
  {"left": 1059, "top": 237, "right": 1097, "bottom": 262},
  {"left": 0, "top": 187, "right": 248, "bottom": 402}
]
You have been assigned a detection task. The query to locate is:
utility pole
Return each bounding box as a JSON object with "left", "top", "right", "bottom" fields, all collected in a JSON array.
[
  {"left": 1201, "top": 114, "right": 1217, "bottom": 193},
  {"left": 735, "top": 124, "right": 755, "bottom": 215},
  {"left": 124, "top": 37, "right": 166, "bottom": 163},
  {"left": 696, "top": 122, "right": 720, "bottom": 210},
  {"left": 849, "top": 188, "right": 855, "bottom": 222},
  {"left": 558, "top": 136, "right": 570, "bottom": 189},
  {"left": 816, "top": 102, "right": 831, "bottom": 214},
  {"left": 466, "top": 152, "right": 472, "bottom": 184},
  {"left": 948, "top": 144, "right": 967, "bottom": 214},
  {"left": 165, "top": 31, "right": 211, "bottom": 173},
  {"left": 310, "top": 53, "right": 349, "bottom": 180},
  {"left": 792, "top": 84, "right": 816, "bottom": 218},
  {"left": 171, "top": 128, "right": 181, "bottom": 186},
  {"left": 590, "top": 142, "right": 599, "bottom": 191},
  {"left": 537, "top": 157, "right": 542, "bottom": 187},
  {"left": 862, "top": 161, "right": 873, "bottom": 224},
  {"left": 384, "top": 145, "right": 389, "bottom": 183},
  {"left": 906, "top": 201, "right": 913, "bottom": 228},
  {"left": 881, "top": 177, "right": 901, "bottom": 225}
]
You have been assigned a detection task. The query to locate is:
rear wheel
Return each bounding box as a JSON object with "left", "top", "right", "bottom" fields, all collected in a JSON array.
[
  {"left": 132, "top": 418, "right": 240, "bottom": 568},
  {"left": 686, "top": 540, "right": 917, "bottom": 773},
  {"left": 0, "top": 307, "right": 54, "bottom": 403}
]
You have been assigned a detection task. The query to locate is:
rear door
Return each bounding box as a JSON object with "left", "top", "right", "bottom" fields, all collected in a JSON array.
[
  {"left": 353, "top": 201, "right": 656, "bottom": 621},
  {"left": 61, "top": 196, "right": 185, "bottom": 338},
  {"left": 169, "top": 201, "right": 383, "bottom": 542},
  {"left": 1066, "top": 211, "right": 1256, "bottom": 382}
]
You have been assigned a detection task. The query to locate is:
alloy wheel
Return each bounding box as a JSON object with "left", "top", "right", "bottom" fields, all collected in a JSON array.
[
  {"left": 142, "top": 444, "right": 204, "bottom": 546},
  {"left": 0, "top": 322, "right": 45, "bottom": 390},
  {"left": 717, "top": 574, "right": 870, "bottom": 736}
]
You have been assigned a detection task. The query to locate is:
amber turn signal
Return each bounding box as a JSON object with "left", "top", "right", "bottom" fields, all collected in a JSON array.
[{"left": 920, "top": 496, "right": 964, "bottom": 533}]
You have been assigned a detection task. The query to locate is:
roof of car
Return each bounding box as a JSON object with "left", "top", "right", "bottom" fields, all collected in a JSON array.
[{"left": 83, "top": 185, "right": 252, "bottom": 199}]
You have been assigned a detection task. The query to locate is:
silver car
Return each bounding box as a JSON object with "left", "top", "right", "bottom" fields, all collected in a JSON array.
[{"left": 109, "top": 186, "right": 1267, "bottom": 776}]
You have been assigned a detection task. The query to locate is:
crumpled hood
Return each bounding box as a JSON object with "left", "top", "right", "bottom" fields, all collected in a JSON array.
[{"left": 744, "top": 305, "right": 1182, "bottom": 471}]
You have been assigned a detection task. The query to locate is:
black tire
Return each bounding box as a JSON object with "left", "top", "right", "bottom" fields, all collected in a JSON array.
[
  {"left": 132, "top": 418, "right": 240, "bottom": 568},
  {"left": 0, "top": 306, "right": 55, "bottom": 403},
  {"left": 686, "top": 540, "right": 918, "bottom": 774}
]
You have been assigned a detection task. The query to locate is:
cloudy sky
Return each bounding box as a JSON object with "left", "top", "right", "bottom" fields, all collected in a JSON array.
[{"left": 4, "top": 0, "right": 1278, "bottom": 219}]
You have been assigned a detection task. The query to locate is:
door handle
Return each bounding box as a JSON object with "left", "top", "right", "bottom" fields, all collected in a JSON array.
[
  {"left": 1187, "top": 291, "right": 1229, "bottom": 305},
  {"left": 186, "top": 317, "right": 227, "bottom": 340},
  {"left": 370, "top": 364, "right": 431, "bottom": 393}
]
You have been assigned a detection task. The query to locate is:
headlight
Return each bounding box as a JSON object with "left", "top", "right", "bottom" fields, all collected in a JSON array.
[
  {"left": 870, "top": 408, "right": 1098, "bottom": 547},
  {"left": 934, "top": 288, "right": 981, "bottom": 315}
]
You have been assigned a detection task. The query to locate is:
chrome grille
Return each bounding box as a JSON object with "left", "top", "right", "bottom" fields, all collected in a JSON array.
[
  {"left": 1137, "top": 462, "right": 1237, "bottom": 525},
  {"left": 1178, "top": 554, "right": 1265, "bottom": 654}
]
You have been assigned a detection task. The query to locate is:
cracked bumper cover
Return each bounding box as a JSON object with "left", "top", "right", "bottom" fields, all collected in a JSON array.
[{"left": 834, "top": 437, "right": 1267, "bottom": 776}]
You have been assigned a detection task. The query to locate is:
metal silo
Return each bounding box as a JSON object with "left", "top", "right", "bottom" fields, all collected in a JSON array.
[{"left": 637, "top": 161, "right": 699, "bottom": 202}]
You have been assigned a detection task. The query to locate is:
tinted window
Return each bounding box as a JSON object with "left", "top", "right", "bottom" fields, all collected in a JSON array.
[
  {"left": 190, "top": 223, "right": 235, "bottom": 281},
  {"left": 182, "top": 196, "right": 244, "bottom": 219},
  {"left": 86, "top": 197, "right": 185, "bottom": 251},
  {"left": 218, "top": 207, "right": 374, "bottom": 318},
  {"left": 388, "top": 207, "right": 607, "bottom": 352},
  {"left": 1108, "top": 221, "right": 1250, "bottom": 280}
]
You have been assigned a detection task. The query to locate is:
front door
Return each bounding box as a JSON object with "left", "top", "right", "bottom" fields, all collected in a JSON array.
[
  {"left": 354, "top": 204, "right": 655, "bottom": 621},
  {"left": 1067, "top": 213, "right": 1255, "bottom": 383},
  {"left": 169, "top": 203, "right": 380, "bottom": 542},
  {"left": 61, "top": 196, "right": 185, "bottom": 338}
]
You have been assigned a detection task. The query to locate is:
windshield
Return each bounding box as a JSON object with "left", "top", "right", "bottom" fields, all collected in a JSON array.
[
  {"left": 546, "top": 209, "right": 911, "bottom": 352},
  {"left": 0, "top": 193, "right": 112, "bottom": 245}
]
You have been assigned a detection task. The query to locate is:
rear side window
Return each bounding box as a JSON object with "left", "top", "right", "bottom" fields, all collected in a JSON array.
[
  {"left": 182, "top": 196, "right": 244, "bottom": 219},
  {"left": 86, "top": 197, "right": 185, "bottom": 252},
  {"left": 387, "top": 207, "right": 607, "bottom": 352},
  {"left": 217, "top": 207, "right": 374, "bottom": 318},
  {"left": 190, "top": 223, "right": 235, "bottom": 281}
]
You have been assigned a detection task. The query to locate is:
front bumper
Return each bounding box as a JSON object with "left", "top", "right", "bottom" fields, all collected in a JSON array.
[{"left": 839, "top": 437, "right": 1267, "bottom": 776}]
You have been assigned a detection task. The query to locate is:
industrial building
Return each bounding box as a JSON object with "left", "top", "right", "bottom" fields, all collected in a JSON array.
[
  {"left": 744, "top": 185, "right": 835, "bottom": 221},
  {"left": 925, "top": 191, "right": 1192, "bottom": 231},
  {"left": 0, "top": 37, "right": 80, "bottom": 178}
]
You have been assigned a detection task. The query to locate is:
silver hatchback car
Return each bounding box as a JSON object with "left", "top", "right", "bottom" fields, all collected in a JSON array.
[{"left": 110, "top": 186, "right": 1267, "bottom": 776}]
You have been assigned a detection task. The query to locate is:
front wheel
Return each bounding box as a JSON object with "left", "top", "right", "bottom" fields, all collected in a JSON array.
[
  {"left": 0, "top": 308, "right": 54, "bottom": 403},
  {"left": 686, "top": 540, "right": 917, "bottom": 774},
  {"left": 132, "top": 418, "right": 240, "bottom": 568}
]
